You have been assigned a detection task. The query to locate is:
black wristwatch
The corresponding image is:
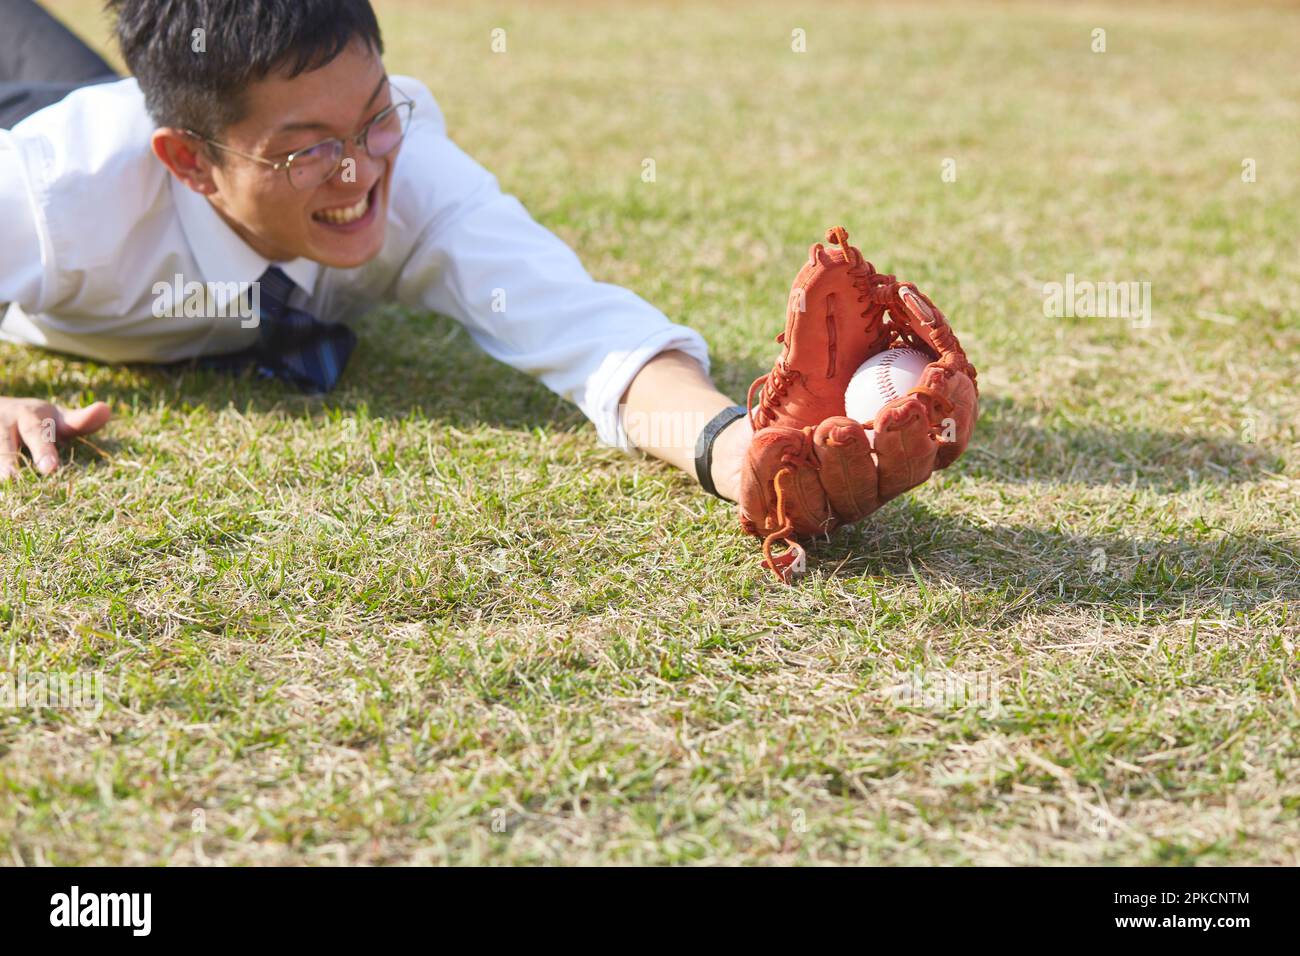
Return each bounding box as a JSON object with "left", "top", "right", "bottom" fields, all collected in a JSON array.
[{"left": 694, "top": 404, "right": 748, "bottom": 499}]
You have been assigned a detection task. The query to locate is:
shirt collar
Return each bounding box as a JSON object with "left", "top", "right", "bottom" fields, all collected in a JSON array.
[{"left": 171, "top": 175, "right": 321, "bottom": 305}]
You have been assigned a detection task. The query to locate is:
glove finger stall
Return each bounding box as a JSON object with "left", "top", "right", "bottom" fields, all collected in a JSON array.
[
  {"left": 813, "top": 416, "right": 880, "bottom": 525},
  {"left": 739, "top": 425, "right": 834, "bottom": 539},
  {"left": 872, "top": 397, "right": 938, "bottom": 502}
]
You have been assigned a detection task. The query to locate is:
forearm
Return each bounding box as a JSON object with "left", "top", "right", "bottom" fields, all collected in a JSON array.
[{"left": 618, "top": 349, "right": 753, "bottom": 501}]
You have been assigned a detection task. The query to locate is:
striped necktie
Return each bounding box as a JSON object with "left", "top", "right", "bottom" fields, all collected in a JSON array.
[{"left": 189, "top": 266, "right": 356, "bottom": 393}]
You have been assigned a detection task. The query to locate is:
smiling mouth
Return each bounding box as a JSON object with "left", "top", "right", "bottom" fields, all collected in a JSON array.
[{"left": 313, "top": 184, "right": 376, "bottom": 225}]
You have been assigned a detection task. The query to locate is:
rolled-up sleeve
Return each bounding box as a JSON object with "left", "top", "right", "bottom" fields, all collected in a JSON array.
[{"left": 389, "top": 80, "right": 711, "bottom": 450}]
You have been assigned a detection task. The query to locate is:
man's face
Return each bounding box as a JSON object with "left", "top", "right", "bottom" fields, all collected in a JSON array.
[{"left": 202, "top": 42, "right": 399, "bottom": 269}]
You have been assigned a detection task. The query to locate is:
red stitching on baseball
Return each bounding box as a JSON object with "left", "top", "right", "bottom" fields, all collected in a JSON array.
[{"left": 875, "top": 350, "right": 903, "bottom": 402}]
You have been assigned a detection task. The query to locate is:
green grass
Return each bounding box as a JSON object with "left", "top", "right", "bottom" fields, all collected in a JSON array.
[{"left": 2, "top": 0, "right": 1298, "bottom": 865}]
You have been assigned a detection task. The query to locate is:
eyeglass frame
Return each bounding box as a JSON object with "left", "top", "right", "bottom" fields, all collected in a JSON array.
[{"left": 183, "top": 84, "right": 416, "bottom": 190}]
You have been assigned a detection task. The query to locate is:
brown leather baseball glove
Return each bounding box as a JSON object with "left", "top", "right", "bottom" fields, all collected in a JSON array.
[{"left": 739, "top": 226, "right": 979, "bottom": 582}]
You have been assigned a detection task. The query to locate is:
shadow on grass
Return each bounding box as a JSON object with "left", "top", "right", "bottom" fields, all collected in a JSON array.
[
  {"left": 3, "top": 307, "right": 585, "bottom": 435},
  {"left": 963, "top": 395, "right": 1280, "bottom": 493},
  {"left": 808, "top": 497, "right": 1300, "bottom": 610}
]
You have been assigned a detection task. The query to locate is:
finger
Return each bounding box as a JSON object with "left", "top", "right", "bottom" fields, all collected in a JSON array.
[
  {"left": 17, "top": 409, "right": 61, "bottom": 475},
  {"left": 0, "top": 423, "right": 21, "bottom": 482},
  {"left": 872, "top": 396, "right": 938, "bottom": 502},
  {"left": 56, "top": 401, "right": 112, "bottom": 440},
  {"left": 813, "top": 416, "right": 879, "bottom": 524}
]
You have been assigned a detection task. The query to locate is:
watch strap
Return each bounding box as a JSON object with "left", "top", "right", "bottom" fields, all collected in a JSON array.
[{"left": 694, "top": 404, "right": 748, "bottom": 499}]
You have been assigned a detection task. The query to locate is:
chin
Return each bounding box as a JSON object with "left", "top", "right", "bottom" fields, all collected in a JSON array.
[
  {"left": 313, "top": 232, "right": 386, "bottom": 270},
  {"left": 307, "top": 180, "right": 388, "bottom": 269}
]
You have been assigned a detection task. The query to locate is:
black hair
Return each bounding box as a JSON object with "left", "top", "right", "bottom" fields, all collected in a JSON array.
[{"left": 106, "top": 0, "right": 384, "bottom": 138}]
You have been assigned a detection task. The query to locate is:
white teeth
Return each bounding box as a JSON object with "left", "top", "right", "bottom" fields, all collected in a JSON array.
[{"left": 315, "top": 192, "right": 371, "bottom": 224}]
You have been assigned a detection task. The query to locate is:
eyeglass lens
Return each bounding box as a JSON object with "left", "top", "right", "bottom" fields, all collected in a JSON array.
[{"left": 287, "top": 101, "right": 413, "bottom": 189}]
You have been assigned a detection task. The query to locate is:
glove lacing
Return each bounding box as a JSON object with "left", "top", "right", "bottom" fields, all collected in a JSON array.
[
  {"left": 832, "top": 230, "right": 978, "bottom": 388},
  {"left": 746, "top": 362, "right": 802, "bottom": 432},
  {"left": 826, "top": 227, "right": 934, "bottom": 357},
  {"left": 759, "top": 425, "right": 822, "bottom": 583}
]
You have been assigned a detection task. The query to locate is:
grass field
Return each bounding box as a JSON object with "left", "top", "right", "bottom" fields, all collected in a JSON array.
[{"left": 2, "top": 0, "right": 1298, "bottom": 865}]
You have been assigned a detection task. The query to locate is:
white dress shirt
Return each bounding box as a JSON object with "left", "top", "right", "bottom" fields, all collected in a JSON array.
[{"left": 0, "top": 76, "right": 711, "bottom": 449}]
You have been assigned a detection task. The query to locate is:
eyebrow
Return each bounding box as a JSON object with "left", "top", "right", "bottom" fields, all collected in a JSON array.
[{"left": 271, "top": 74, "right": 391, "bottom": 135}]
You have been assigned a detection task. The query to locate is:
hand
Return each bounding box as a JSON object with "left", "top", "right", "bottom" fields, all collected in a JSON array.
[{"left": 0, "top": 398, "right": 112, "bottom": 481}]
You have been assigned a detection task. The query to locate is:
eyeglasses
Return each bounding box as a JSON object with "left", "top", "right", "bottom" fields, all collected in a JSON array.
[{"left": 186, "top": 87, "right": 415, "bottom": 190}]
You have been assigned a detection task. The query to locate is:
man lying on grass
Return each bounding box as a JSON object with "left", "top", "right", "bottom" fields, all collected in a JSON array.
[
  {"left": 0, "top": 0, "right": 753, "bottom": 496},
  {"left": 2, "top": 0, "right": 979, "bottom": 583}
]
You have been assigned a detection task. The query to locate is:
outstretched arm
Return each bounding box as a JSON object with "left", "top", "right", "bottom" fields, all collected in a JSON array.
[{"left": 618, "top": 348, "right": 753, "bottom": 502}]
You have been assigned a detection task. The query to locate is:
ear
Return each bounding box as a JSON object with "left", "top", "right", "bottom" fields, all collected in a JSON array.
[{"left": 151, "top": 128, "right": 219, "bottom": 195}]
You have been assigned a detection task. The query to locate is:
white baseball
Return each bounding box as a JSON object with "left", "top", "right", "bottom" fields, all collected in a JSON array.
[{"left": 843, "top": 348, "right": 932, "bottom": 425}]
